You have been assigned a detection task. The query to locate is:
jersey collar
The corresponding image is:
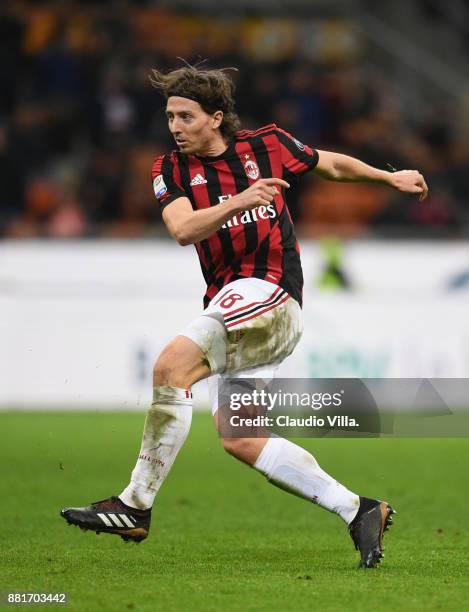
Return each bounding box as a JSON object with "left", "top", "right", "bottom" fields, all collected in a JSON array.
[{"left": 194, "top": 139, "right": 235, "bottom": 163}]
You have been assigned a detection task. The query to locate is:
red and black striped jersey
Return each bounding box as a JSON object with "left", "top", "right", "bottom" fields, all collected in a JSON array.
[{"left": 151, "top": 124, "right": 318, "bottom": 308}]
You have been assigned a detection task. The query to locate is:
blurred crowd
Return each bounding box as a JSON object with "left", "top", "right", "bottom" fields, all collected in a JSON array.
[{"left": 1, "top": 1, "right": 468, "bottom": 239}]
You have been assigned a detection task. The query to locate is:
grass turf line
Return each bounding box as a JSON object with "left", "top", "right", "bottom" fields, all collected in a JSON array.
[{"left": 1, "top": 411, "right": 468, "bottom": 611}]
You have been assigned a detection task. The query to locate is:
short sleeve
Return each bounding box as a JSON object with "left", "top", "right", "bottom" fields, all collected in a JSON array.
[
  {"left": 151, "top": 154, "right": 187, "bottom": 211},
  {"left": 275, "top": 127, "right": 319, "bottom": 178}
]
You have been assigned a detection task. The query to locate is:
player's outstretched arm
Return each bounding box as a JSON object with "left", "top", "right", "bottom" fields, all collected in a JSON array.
[
  {"left": 313, "top": 150, "right": 428, "bottom": 201},
  {"left": 162, "top": 178, "right": 290, "bottom": 245}
]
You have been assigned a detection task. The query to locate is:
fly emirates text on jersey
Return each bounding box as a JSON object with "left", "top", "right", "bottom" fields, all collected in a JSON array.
[{"left": 218, "top": 194, "right": 277, "bottom": 229}]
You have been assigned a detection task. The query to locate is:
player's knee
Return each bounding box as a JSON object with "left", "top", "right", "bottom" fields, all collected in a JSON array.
[{"left": 222, "top": 437, "right": 255, "bottom": 461}]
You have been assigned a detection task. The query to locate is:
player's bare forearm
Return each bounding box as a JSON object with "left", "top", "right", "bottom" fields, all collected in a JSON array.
[
  {"left": 314, "top": 150, "right": 428, "bottom": 200},
  {"left": 162, "top": 196, "right": 243, "bottom": 245},
  {"left": 162, "top": 178, "right": 289, "bottom": 245}
]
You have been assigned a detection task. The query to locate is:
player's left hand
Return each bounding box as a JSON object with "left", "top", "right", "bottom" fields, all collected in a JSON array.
[{"left": 389, "top": 170, "right": 428, "bottom": 201}]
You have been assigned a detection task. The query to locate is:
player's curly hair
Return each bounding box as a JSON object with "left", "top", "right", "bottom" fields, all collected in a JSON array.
[{"left": 149, "top": 60, "right": 241, "bottom": 140}]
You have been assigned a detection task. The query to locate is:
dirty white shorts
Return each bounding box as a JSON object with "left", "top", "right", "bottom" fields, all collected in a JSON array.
[{"left": 179, "top": 278, "right": 303, "bottom": 415}]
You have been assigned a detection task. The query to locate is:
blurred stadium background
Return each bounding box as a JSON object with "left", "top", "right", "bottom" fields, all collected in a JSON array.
[{"left": 1, "top": 0, "right": 469, "bottom": 409}]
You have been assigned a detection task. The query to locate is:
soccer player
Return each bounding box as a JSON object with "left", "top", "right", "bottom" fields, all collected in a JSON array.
[{"left": 61, "top": 64, "right": 428, "bottom": 568}]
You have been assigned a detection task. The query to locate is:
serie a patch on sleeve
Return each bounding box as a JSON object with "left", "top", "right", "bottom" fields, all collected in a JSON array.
[{"left": 153, "top": 174, "right": 168, "bottom": 199}]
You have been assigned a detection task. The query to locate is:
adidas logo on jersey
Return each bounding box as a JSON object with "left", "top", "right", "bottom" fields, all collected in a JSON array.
[{"left": 190, "top": 173, "right": 208, "bottom": 186}]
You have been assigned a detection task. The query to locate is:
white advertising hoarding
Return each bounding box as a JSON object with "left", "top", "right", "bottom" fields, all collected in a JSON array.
[{"left": 1, "top": 240, "right": 468, "bottom": 409}]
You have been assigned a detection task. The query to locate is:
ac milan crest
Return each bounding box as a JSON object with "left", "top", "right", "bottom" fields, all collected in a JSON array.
[{"left": 244, "top": 156, "right": 260, "bottom": 180}]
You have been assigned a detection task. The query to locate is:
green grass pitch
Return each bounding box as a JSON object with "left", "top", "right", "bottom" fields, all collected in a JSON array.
[{"left": 2, "top": 411, "right": 469, "bottom": 611}]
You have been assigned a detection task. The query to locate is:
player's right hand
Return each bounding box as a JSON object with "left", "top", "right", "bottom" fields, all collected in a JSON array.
[{"left": 235, "top": 178, "right": 290, "bottom": 210}]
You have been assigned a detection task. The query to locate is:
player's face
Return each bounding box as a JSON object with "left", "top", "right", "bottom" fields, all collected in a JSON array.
[{"left": 166, "top": 97, "right": 222, "bottom": 155}]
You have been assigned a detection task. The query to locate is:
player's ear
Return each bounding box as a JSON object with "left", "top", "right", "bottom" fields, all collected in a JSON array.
[{"left": 212, "top": 110, "right": 223, "bottom": 130}]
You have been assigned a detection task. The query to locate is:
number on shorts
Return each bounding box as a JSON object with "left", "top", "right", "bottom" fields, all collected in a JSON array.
[{"left": 220, "top": 293, "right": 244, "bottom": 309}]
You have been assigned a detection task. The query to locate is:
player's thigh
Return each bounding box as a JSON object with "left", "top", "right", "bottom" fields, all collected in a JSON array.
[
  {"left": 154, "top": 310, "right": 229, "bottom": 388},
  {"left": 178, "top": 311, "right": 228, "bottom": 375},
  {"left": 153, "top": 335, "right": 211, "bottom": 387}
]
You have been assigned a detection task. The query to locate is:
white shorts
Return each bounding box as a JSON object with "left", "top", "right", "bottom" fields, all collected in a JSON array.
[{"left": 179, "top": 278, "right": 303, "bottom": 415}]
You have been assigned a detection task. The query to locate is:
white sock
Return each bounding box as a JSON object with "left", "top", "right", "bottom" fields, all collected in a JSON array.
[
  {"left": 253, "top": 437, "right": 359, "bottom": 524},
  {"left": 119, "top": 386, "right": 192, "bottom": 510}
]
